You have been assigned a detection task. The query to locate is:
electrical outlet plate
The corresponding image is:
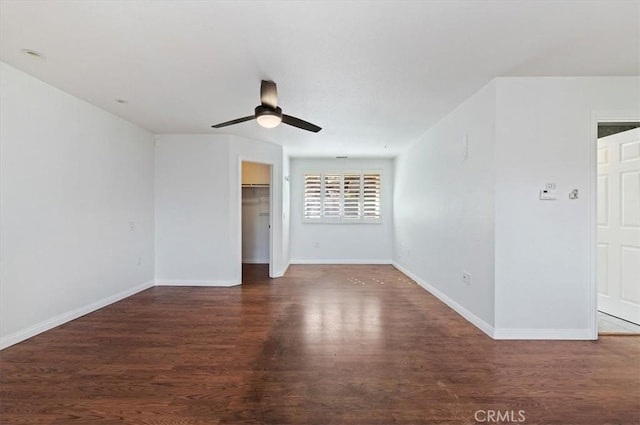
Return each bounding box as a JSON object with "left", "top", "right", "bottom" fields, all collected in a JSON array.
[{"left": 462, "top": 272, "right": 471, "bottom": 286}]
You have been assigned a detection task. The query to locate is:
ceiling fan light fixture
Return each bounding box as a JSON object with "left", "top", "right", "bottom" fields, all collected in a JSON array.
[
  {"left": 256, "top": 114, "right": 282, "bottom": 128},
  {"left": 255, "top": 106, "right": 282, "bottom": 128}
]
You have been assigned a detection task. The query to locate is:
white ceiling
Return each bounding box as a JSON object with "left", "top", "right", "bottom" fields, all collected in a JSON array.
[{"left": 1, "top": 1, "right": 638, "bottom": 157}]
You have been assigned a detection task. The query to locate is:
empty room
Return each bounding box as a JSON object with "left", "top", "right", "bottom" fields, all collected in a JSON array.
[{"left": 1, "top": 1, "right": 639, "bottom": 424}]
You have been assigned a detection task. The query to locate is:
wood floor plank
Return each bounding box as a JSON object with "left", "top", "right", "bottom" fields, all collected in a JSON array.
[{"left": 1, "top": 264, "right": 639, "bottom": 424}]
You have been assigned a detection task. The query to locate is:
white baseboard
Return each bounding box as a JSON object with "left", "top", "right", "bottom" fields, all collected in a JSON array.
[
  {"left": 290, "top": 259, "right": 393, "bottom": 265},
  {"left": 493, "top": 328, "right": 594, "bottom": 340},
  {"left": 392, "top": 262, "right": 495, "bottom": 338},
  {"left": 0, "top": 279, "right": 155, "bottom": 350},
  {"left": 393, "top": 262, "right": 595, "bottom": 341},
  {"left": 242, "top": 259, "right": 269, "bottom": 264},
  {"left": 154, "top": 279, "right": 240, "bottom": 287}
]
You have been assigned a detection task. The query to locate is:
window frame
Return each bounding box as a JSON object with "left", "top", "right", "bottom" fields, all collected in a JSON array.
[{"left": 302, "top": 169, "right": 382, "bottom": 224}]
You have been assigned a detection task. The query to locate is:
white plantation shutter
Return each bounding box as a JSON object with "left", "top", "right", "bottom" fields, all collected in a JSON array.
[
  {"left": 304, "top": 173, "right": 322, "bottom": 219},
  {"left": 303, "top": 170, "right": 381, "bottom": 222},
  {"left": 343, "top": 173, "right": 361, "bottom": 219},
  {"left": 323, "top": 173, "right": 342, "bottom": 218},
  {"left": 363, "top": 172, "right": 381, "bottom": 219}
]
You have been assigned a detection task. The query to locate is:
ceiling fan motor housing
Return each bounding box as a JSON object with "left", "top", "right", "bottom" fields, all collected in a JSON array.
[
  {"left": 255, "top": 105, "right": 283, "bottom": 128},
  {"left": 255, "top": 105, "right": 282, "bottom": 119}
]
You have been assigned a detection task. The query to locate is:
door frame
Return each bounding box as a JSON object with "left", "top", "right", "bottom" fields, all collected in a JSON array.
[
  {"left": 589, "top": 110, "right": 640, "bottom": 338},
  {"left": 238, "top": 158, "right": 275, "bottom": 280}
]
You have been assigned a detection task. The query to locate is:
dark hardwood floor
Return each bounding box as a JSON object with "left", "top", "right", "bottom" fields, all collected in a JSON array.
[{"left": 1, "top": 264, "right": 639, "bottom": 424}]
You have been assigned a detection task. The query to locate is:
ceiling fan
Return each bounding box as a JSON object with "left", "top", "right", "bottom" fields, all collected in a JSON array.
[{"left": 211, "top": 80, "right": 321, "bottom": 133}]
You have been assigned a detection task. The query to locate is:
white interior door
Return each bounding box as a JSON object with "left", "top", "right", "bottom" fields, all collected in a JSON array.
[{"left": 597, "top": 128, "right": 640, "bottom": 325}]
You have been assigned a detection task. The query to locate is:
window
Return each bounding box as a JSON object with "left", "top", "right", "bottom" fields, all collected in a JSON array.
[{"left": 303, "top": 171, "right": 381, "bottom": 222}]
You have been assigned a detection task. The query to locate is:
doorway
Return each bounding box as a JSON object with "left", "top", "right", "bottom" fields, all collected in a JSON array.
[
  {"left": 596, "top": 122, "right": 640, "bottom": 334},
  {"left": 241, "top": 161, "right": 272, "bottom": 282}
]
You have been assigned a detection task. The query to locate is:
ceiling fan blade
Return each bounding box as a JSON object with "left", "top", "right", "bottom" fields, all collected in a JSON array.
[
  {"left": 260, "top": 80, "right": 278, "bottom": 109},
  {"left": 211, "top": 115, "right": 255, "bottom": 128},
  {"left": 282, "top": 114, "right": 322, "bottom": 133}
]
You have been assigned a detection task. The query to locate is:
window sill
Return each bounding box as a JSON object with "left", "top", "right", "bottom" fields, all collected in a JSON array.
[{"left": 302, "top": 219, "right": 383, "bottom": 224}]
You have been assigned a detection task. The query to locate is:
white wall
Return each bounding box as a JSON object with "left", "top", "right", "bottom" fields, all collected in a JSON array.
[
  {"left": 394, "top": 76, "right": 640, "bottom": 339},
  {"left": 0, "top": 62, "right": 155, "bottom": 349},
  {"left": 154, "top": 135, "right": 234, "bottom": 285},
  {"left": 290, "top": 158, "right": 394, "bottom": 263},
  {"left": 154, "top": 134, "right": 286, "bottom": 285},
  {"left": 393, "top": 82, "right": 497, "bottom": 331},
  {"left": 494, "top": 77, "right": 640, "bottom": 338}
]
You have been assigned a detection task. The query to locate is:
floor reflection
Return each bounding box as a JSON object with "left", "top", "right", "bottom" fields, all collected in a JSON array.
[{"left": 303, "top": 296, "right": 381, "bottom": 348}]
